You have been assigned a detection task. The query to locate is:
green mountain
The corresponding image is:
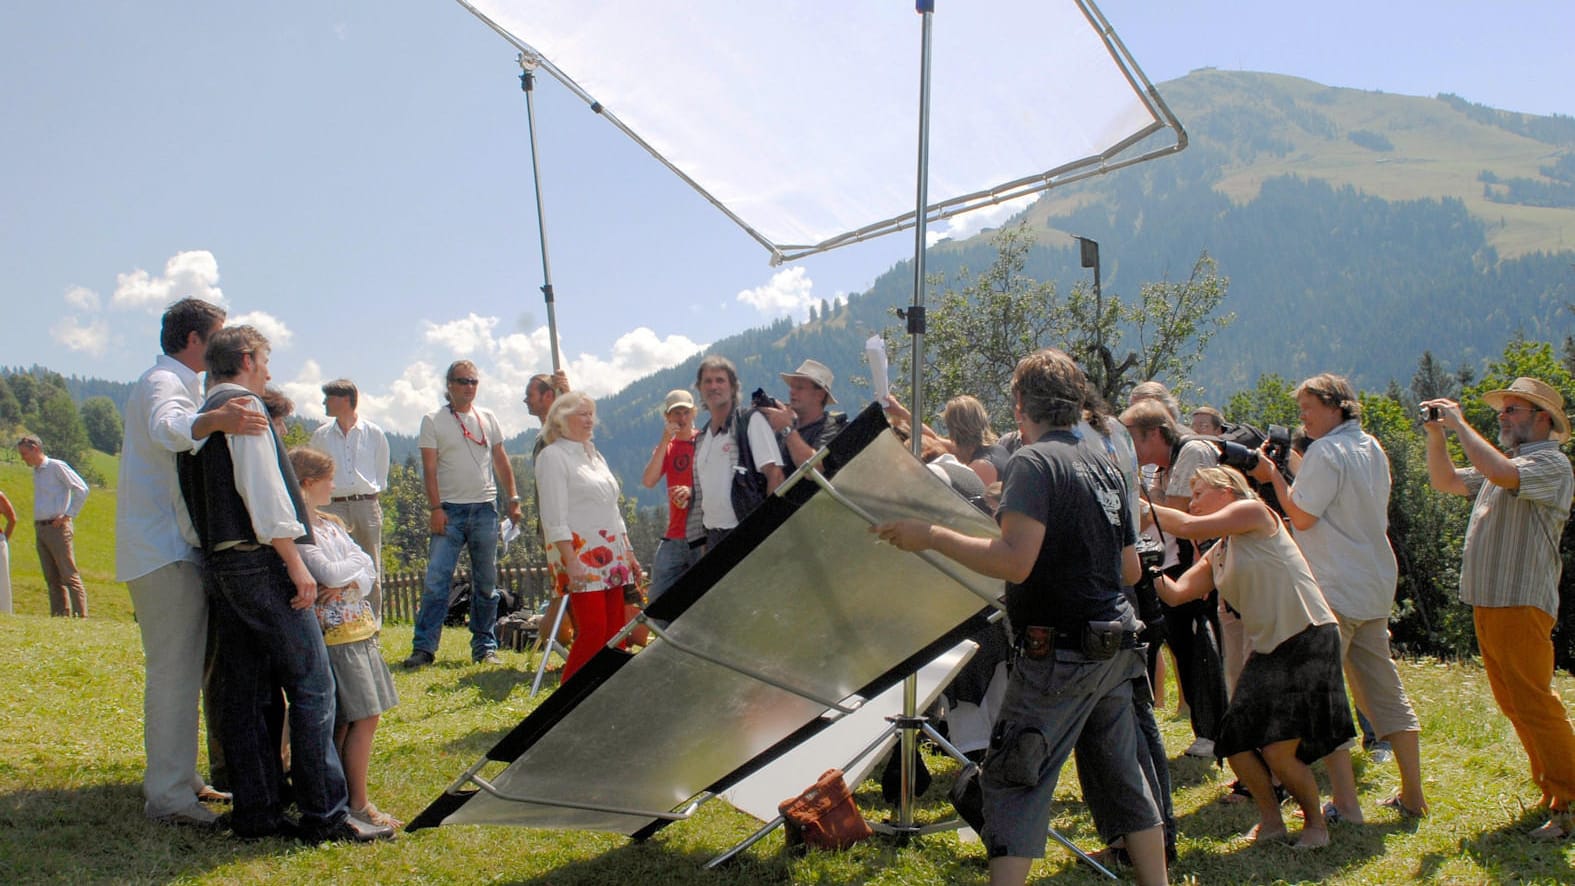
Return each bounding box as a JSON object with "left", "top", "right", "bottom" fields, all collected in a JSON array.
[{"left": 591, "top": 70, "right": 1575, "bottom": 505}]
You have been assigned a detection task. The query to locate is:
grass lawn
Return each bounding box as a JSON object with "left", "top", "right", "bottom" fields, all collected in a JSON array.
[{"left": 3, "top": 610, "right": 1575, "bottom": 885}]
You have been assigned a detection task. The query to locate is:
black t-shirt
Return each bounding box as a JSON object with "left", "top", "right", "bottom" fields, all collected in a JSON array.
[{"left": 998, "top": 428, "right": 1136, "bottom": 631}]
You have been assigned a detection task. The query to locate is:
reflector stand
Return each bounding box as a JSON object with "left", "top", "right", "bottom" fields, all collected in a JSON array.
[{"left": 527, "top": 596, "right": 570, "bottom": 698}]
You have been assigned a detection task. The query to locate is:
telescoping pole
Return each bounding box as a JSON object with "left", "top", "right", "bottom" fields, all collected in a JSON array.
[
  {"left": 896, "top": 0, "right": 936, "bottom": 834},
  {"left": 519, "top": 53, "right": 563, "bottom": 373}
]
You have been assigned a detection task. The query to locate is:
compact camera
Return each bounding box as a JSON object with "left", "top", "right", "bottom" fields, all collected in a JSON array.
[{"left": 1419, "top": 404, "right": 1442, "bottom": 422}]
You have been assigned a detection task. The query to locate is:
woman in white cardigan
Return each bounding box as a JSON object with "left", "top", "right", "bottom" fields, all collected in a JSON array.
[{"left": 535, "top": 391, "right": 643, "bottom": 681}]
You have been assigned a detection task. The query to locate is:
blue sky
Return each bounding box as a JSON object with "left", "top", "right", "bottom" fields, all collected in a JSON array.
[{"left": 3, "top": 1, "right": 1571, "bottom": 435}]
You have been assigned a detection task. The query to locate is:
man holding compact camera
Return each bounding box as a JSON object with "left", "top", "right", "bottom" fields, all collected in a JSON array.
[{"left": 1422, "top": 377, "right": 1574, "bottom": 840}]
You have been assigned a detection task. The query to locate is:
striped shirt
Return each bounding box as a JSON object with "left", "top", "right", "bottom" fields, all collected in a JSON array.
[{"left": 1458, "top": 440, "right": 1574, "bottom": 615}]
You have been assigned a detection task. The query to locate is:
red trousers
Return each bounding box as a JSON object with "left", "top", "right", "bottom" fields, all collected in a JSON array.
[
  {"left": 1476, "top": 606, "right": 1575, "bottom": 811},
  {"left": 562, "top": 587, "right": 627, "bottom": 682}
]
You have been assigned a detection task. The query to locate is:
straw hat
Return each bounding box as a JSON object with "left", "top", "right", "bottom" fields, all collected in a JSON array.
[
  {"left": 1482, "top": 376, "right": 1570, "bottom": 440},
  {"left": 779, "top": 359, "right": 836, "bottom": 404},
  {"left": 662, "top": 389, "right": 695, "bottom": 413}
]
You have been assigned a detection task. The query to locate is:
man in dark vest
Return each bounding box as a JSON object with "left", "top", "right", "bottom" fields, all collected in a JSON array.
[{"left": 177, "top": 325, "right": 391, "bottom": 844}]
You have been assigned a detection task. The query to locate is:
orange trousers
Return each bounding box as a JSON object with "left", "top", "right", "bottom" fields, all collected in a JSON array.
[{"left": 1475, "top": 606, "right": 1575, "bottom": 811}]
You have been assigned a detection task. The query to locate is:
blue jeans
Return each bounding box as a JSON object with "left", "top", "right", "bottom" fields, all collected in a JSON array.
[
  {"left": 207, "top": 546, "right": 347, "bottom": 835},
  {"left": 413, "top": 501, "right": 499, "bottom": 660},
  {"left": 648, "top": 537, "right": 700, "bottom": 604}
]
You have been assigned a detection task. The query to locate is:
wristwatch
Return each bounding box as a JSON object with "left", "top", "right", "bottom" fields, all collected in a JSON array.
[
  {"left": 508, "top": 495, "right": 522, "bottom": 505},
  {"left": 777, "top": 426, "right": 793, "bottom": 441}
]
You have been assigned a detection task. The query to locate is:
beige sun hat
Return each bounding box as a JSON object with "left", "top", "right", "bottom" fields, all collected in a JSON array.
[
  {"left": 779, "top": 359, "right": 836, "bottom": 404},
  {"left": 1482, "top": 376, "right": 1570, "bottom": 440},
  {"left": 662, "top": 389, "right": 695, "bottom": 413}
]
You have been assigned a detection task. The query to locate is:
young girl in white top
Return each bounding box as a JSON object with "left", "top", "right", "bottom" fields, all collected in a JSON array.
[{"left": 288, "top": 446, "right": 402, "bottom": 830}]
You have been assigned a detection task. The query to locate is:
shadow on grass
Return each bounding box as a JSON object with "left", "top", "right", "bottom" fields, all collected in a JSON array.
[
  {"left": 1416, "top": 809, "right": 1575, "bottom": 882},
  {"left": 0, "top": 782, "right": 302, "bottom": 882},
  {"left": 496, "top": 836, "right": 798, "bottom": 885}
]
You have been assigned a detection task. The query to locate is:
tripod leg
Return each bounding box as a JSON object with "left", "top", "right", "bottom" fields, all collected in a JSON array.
[
  {"left": 530, "top": 596, "right": 570, "bottom": 698},
  {"left": 704, "top": 815, "right": 785, "bottom": 869}
]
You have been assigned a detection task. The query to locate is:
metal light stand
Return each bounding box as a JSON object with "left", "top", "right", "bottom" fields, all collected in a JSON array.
[
  {"left": 519, "top": 52, "right": 563, "bottom": 373},
  {"left": 519, "top": 51, "right": 566, "bottom": 696},
  {"left": 528, "top": 595, "right": 571, "bottom": 698}
]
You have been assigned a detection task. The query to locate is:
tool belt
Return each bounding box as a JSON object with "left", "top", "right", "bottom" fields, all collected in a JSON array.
[{"left": 1020, "top": 620, "right": 1139, "bottom": 661}]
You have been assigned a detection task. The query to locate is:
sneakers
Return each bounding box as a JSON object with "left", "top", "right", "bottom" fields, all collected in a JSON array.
[
  {"left": 1184, "top": 737, "right": 1216, "bottom": 758},
  {"left": 475, "top": 651, "right": 502, "bottom": 665},
  {"left": 153, "top": 803, "right": 219, "bottom": 828},
  {"left": 402, "top": 649, "right": 434, "bottom": 669}
]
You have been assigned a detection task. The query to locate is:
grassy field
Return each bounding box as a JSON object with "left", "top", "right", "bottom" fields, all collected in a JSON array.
[
  {"left": 3, "top": 610, "right": 1575, "bottom": 885},
  {"left": 4, "top": 457, "right": 1574, "bottom": 883}
]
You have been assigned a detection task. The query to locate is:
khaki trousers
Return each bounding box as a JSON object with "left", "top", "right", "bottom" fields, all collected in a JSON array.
[{"left": 36, "top": 520, "right": 87, "bottom": 617}]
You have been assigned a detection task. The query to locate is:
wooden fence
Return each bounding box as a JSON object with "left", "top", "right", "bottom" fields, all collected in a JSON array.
[{"left": 382, "top": 564, "right": 553, "bottom": 624}]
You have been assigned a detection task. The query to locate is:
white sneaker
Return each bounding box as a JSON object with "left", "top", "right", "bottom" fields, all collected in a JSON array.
[{"left": 1184, "top": 737, "right": 1216, "bottom": 758}]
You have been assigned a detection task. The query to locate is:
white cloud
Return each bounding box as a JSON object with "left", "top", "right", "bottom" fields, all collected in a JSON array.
[
  {"left": 278, "top": 316, "right": 704, "bottom": 437},
  {"left": 50, "top": 315, "right": 110, "bottom": 356},
  {"left": 926, "top": 196, "right": 1035, "bottom": 246},
  {"left": 565, "top": 327, "right": 706, "bottom": 398},
  {"left": 424, "top": 313, "right": 502, "bottom": 357},
  {"left": 227, "top": 310, "right": 294, "bottom": 349},
  {"left": 63, "top": 286, "right": 100, "bottom": 312},
  {"left": 736, "top": 266, "right": 815, "bottom": 320},
  {"left": 111, "top": 250, "right": 226, "bottom": 311}
]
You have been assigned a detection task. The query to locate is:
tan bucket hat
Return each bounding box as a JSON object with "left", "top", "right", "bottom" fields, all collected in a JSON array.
[
  {"left": 779, "top": 359, "right": 836, "bottom": 404},
  {"left": 1482, "top": 376, "right": 1570, "bottom": 440}
]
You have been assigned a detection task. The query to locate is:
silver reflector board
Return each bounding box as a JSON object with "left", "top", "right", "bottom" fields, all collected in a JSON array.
[{"left": 409, "top": 407, "right": 1002, "bottom": 836}]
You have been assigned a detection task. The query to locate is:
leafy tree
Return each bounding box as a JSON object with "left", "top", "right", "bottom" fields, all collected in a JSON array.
[
  {"left": 81, "top": 396, "right": 123, "bottom": 455},
  {"left": 1222, "top": 373, "right": 1299, "bottom": 430},
  {"left": 32, "top": 388, "right": 95, "bottom": 483},
  {"left": 0, "top": 376, "right": 20, "bottom": 428},
  {"left": 883, "top": 223, "right": 1232, "bottom": 432}
]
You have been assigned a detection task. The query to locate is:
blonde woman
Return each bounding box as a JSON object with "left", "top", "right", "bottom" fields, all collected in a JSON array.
[
  {"left": 1147, "top": 466, "right": 1354, "bottom": 848},
  {"left": 536, "top": 392, "right": 643, "bottom": 681}
]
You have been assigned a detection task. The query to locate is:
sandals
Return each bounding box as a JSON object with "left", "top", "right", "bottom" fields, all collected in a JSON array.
[
  {"left": 1379, "top": 794, "right": 1427, "bottom": 819},
  {"left": 349, "top": 803, "right": 404, "bottom": 830}
]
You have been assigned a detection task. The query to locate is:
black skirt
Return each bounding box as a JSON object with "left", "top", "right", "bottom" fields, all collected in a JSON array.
[{"left": 1214, "top": 622, "right": 1356, "bottom": 764}]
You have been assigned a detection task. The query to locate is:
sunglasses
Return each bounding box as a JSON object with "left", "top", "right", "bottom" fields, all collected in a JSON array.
[{"left": 449, "top": 377, "right": 480, "bottom": 386}]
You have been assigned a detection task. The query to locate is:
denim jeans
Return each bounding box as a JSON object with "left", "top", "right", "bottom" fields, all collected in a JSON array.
[
  {"left": 413, "top": 501, "right": 500, "bottom": 660},
  {"left": 648, "top": 537, "right": 699, "bottom": 604},
  {"left": 207, "top": 546, "right": 347, "bottom": 835}
]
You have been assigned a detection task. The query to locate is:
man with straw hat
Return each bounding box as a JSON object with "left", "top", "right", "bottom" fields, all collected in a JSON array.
[{"left": 1423, "top": 376, "right": 1575, "bottom": 840}]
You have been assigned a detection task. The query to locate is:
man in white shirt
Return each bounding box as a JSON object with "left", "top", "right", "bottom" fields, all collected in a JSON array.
[
  {"left": 1251, "top": 372, "right": 1428, "bottom": 822},
  {"left": 117, "top": 297, "right": 268, "bottom": 827},
  {"left": 18, "top": 434, "right": 89, "bottom": 618},
  {"left": 312, "top": 378, "right": 389, "bottom": 617},
  {"left": 403, "top": 360, "right": 524, "bottom": 669},
  {"left": 692, "top": 355, "right": 744, "bottom": 547},
  {"left": 176, "top": 324, "right": 389, "bottom": 843}
]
